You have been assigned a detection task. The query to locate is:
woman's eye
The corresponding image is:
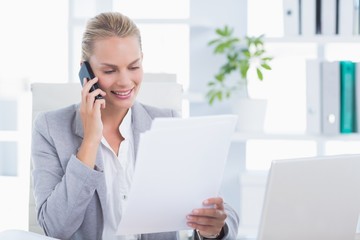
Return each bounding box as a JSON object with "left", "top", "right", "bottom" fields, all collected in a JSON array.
[
  {"left": 104, "top": 70, "right": 115, "bottom": 74},
  {"left": 130, "top": 66, "right": 140, "bottom": 70}
]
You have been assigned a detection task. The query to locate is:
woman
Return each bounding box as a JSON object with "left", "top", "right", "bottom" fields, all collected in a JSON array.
[{"left": 31, "top": 12, "right": 239, "bottom": 240}]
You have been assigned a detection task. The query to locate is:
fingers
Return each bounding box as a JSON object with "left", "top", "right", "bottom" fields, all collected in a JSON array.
[
  {"left": 187, "top": 211, "right": 225, "bottom": 237},
  {"left": 190, "top": 197, "right": 225, "bottom": 219},
  {"left": 94, "top": 97, "right": 106, "bottom": 110},
  {"left": 186, "top": 197, "right": 227, "bottom": 236},
  {"left": 202, "top": 197, "right": 225, "bottom": 210},
  {"left": 187, "top": 213, "right": 225, "bottom": 237},
  {"left": 190, "top": 208, "right": 226, "bottom": 219},
  {"left": 187, "top": 208, "right": 227, "bottom": 227},
  {"left": 81, "top": 77, "right": 106, "bottom": 110}
]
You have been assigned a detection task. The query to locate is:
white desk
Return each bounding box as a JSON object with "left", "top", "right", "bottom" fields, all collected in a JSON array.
[
  {"left": 0, "top": 230, "right": 58, "bottom": 240},
  {"left": 237, "top": 234, "right": 360, "bottom": 240},
  {"left": 2, "top": 230, "right": 360, "bottom": 240}
]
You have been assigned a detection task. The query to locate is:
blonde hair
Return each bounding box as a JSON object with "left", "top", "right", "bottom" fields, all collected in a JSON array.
[{"left": 81, "top": 12, "right": 142, "bottom": 61}]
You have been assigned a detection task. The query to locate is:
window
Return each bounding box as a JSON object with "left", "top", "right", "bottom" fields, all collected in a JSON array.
[
  {"left": 113, "top": 0, "right": 189, "bottom": 19},
  {"left": 112, "top": 0, "right": 190, "bottom": 90},
  {"left": 0, "top": 0, "right": 68, "bottom": 231}
]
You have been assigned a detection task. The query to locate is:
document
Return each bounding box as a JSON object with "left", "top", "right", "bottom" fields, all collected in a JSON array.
[{"left": 116, "top": 115, "right": 237, "bottom": 235}]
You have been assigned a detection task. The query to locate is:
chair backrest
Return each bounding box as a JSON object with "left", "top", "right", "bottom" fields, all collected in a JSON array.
[{"left": 29, "top": 73, "right": 182, "bottom": 234}]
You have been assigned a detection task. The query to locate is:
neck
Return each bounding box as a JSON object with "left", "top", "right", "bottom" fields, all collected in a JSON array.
[{"left": 101, "top": 105, "right": 129, "bottom": 130}]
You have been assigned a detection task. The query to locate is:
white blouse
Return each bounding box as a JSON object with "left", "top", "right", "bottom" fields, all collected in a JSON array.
[{"left": 101, "top": 109, "right": 139, "bottom": 240}]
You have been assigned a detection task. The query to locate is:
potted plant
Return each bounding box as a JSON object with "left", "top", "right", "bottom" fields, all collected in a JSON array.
[
  {"left": 206, "top": 25, "right": 273, "bottom": 132},
  {"left": 206, "top": 25, "right": 273, "bottom": 104}
]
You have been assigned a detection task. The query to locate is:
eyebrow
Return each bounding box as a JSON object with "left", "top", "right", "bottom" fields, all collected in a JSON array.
[{"left": 100, "top": 58, "right": 141, "bottom": 68}]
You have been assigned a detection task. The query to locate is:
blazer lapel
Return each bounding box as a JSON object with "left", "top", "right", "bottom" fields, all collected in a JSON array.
[
  {"left": 131, "top": 102, "right": 153, "bottom": 159},
  {"left": 72, "top": 102, "right": 155, "bottom": 218}
]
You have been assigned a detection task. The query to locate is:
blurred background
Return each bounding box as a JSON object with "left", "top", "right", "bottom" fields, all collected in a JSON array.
[{"left": 1, "top": 0, "right": 360, "bottom": 237}]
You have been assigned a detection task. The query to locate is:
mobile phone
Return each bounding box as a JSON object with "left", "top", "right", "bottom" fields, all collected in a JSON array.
[{"left": 78, "top": 61, "right": 103, "bottom": 99}]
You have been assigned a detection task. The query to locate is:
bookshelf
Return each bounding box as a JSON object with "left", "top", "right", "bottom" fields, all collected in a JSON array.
[
  {"left": 234, "top": 0, "right": 360, "bottom": 235},
  {"left": 265, "top": 36, "right": 360, "bottom": 44},
  {"left": 233, "top": 132, "right": 360, "bottom": 141}
]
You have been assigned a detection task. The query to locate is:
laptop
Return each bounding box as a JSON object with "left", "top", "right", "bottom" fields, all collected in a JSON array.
[{"left": 256, "top": 154, "right": 360, "bottom": 240}]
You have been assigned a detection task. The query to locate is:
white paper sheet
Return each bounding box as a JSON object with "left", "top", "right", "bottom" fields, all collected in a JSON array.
[{"left": 116, "top": 115, "right": 237, "bottom": 235}]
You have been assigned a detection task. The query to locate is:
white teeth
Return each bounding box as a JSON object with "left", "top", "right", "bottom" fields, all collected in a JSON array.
[{"left": 113, "top": 90, "right": 131, "bottom": 96}]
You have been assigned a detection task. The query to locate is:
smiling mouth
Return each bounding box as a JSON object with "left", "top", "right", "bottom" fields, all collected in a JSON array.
[{"left": 111, "top": 88, "right": 133, "bottom": 98}]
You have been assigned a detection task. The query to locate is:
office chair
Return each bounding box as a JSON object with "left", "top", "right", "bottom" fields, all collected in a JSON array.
[{"left": 29, "top": 73, "right": 182, "bottom": 234}]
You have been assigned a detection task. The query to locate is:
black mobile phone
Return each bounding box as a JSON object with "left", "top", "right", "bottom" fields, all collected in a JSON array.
[{"left": 78, "top": 61, "right": 103, "bottom": 99}]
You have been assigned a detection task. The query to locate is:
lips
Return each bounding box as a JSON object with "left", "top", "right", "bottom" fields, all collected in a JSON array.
[{"left": 111, "top": 88, "right": 133, "bottom": 99}]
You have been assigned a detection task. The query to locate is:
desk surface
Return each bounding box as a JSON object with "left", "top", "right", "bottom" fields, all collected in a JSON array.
[
  {"left": 0, "top": 230, "right": 57, "bottom": 240},
  {"left": 237, "top": 234, "right": 360, "bottom": 240},
  {"left": 2, "top": 230, "right": 360, "bottom": 240}
]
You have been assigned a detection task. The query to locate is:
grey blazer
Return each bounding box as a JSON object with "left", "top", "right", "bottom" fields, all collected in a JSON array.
[{"left": 31, "top": 101, "right": 239, "bottom": 240}]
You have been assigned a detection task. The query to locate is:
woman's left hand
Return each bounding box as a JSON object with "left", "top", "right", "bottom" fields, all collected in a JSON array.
[{"left": 186, "top": 197, "right": 227, "bottom": 238}]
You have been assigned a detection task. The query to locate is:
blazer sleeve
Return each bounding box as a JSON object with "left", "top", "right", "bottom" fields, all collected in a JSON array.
[
  {"left": 31, "top": 112, "right": 103, "bottom": 239},
  {"left": 222, "top": 202, "right": 239, "bottom": 239}
]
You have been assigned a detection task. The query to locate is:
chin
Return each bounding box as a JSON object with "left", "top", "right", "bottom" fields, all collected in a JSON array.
[{"left": 117, "top": 99, "right": 136, "bottom": 109}]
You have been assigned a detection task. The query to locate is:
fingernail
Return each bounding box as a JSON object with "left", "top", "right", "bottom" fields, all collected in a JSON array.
[{"left": 192, "top": 209, "right": 199, "bottom": 214}]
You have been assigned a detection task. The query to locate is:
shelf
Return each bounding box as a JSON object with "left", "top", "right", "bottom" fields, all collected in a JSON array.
[
  {"left": 265, "top": 36, "right": 360, "bottom": 44},
  {"left": 182, "top": 91, "right": 206, "bottom": 103},
  {"left": 232, "top": 132, "right": 360, "bottom": 142}
]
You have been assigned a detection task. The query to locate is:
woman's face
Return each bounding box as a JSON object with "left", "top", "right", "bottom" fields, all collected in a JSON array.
[{"left": 89, "top": 36, "right": 143, "bottom": 111}]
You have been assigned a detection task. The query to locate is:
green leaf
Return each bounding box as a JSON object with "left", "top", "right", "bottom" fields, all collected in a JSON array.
[
  {"left": 223, "top": 25, "right": 233, "bottom": 36},
  {"left": 216, "top": 28, "right": 226, "bottom": 36},
  {"left": 227, "top": 53, "right": 236, "bottom": 61},
  {"left": 215, "top": 73, "right": 225, "bottom": 82},
  {"left": 216, "top": 91, "right": 223, "bottom": 101},
  {"left": 240, "top": 69, "right": 248, "bottom": 79},
  {"left": 209, "top": 94, "right": 216, "bottom": 105},
  {"left": 214, "top": 44, "right": 226, "bottom": 54},
  {"left": 254, "top": 39, "right": 264, "bottom": 47},
  {"left": 206, "top": 89, "right": 216, "bottom": 98},
  {"left": 261, "top": 63, "right": 271, "bottom": 70},
  {"left": 216, "top": 25, "right": 233, "bottom": 37},
  {"left": 256, "top": 68, "right": 263, "bottom": 80},
  {"left": 208, "top": 38, "right": 221, "bottom": 46},
  {"left": 228, "top": 37, "right": 240, "bottom": 45},
  {"left": 220, "top": 62, "right": 237, "bottom": 74},
  {"left": 254, "top": 49, "right": 265, "bottom": 57},
  {"left": 242, "top": 49, "right": 251, "bottom": 58}
]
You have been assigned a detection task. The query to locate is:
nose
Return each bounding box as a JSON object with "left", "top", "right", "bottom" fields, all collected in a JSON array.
[{"left": 115, "top": 71, "right": 131, "bottom": 86}]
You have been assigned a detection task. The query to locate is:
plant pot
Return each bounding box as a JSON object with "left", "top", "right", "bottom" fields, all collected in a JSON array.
[{"left": 231, "top": 98, "right": 267, "bottom": 133}]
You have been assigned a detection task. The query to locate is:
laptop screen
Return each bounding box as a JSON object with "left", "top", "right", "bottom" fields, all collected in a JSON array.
[{"left": 257, "top": 154, "right": 360, "bottom": 240}]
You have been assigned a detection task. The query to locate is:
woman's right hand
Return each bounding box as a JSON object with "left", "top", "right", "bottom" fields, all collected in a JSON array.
[
  {"left": 77, "top": 77, "right": 106, "bottom": 168},
  {"left": 80, "top": 77, "right": 106, "bottom": 142}
]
